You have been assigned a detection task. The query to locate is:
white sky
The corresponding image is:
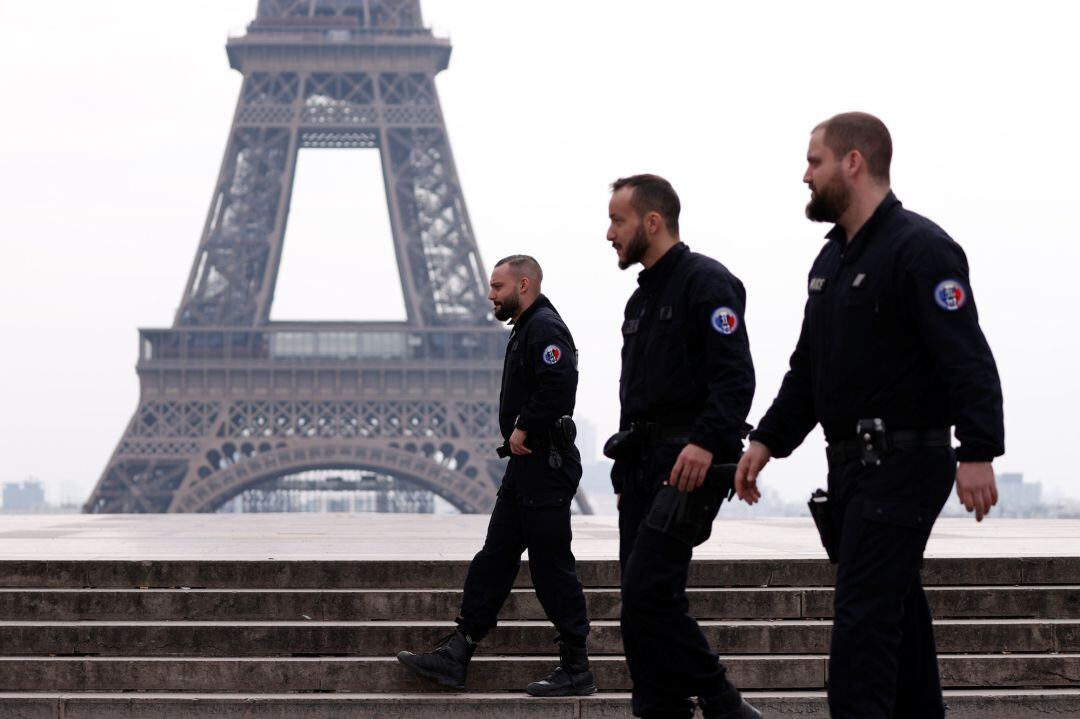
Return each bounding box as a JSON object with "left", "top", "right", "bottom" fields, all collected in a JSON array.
[{"left": 1, "top": 1, "right": 1078, "bottom": 507}]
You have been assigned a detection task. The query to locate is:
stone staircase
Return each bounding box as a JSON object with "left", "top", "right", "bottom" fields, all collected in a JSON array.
[{"left": 2, "top": 556, "right": 1079, "bottom": 717}]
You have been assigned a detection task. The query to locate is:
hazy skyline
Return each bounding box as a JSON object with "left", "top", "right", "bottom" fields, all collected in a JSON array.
[{"left": 1, "top": 1, "right": 1077, "bottom": 509}]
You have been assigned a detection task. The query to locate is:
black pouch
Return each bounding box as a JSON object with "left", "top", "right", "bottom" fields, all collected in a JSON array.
[
  {"left": 603, "top": 430, "right": 642, "bottom": 461},
  {"left": 644, "top": 464, "right": 735, "bottom": 547},
  {"left": 808, "top": 488, "right": 838, "bottom": 563}
]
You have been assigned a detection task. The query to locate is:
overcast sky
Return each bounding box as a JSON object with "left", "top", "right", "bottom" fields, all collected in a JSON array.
[{"left": 1, "top": 1, "right": 1077, "bottom": 509}]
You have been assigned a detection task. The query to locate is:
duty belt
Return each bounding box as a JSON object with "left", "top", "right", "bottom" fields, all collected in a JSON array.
[
  {"left": 826, "top": 427, "right": 951, "bottom": 467},
  {"left": 629, "top": 421, "right": 694, "bottom": 447}
]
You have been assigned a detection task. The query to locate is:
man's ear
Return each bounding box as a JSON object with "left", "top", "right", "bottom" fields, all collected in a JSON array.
[
  {"left": 844, "top": 149, "right": 865, "bottom": 178},
  {"left": 645, "top": 210, "right": 662, "bottom": 236},
  {"left": 518, "top": 275, "right": 531, "bottom": 294}
]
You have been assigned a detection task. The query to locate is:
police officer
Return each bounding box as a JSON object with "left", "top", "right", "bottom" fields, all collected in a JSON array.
[
  {"left": 735, "top": 113, "right": 1004, "bottom": 718},
  {"left": 606, "top": 174, "right": 760, "bottom": 719},
  {"left": 397, "top": 254, "right": 595, "bottom": 697}
]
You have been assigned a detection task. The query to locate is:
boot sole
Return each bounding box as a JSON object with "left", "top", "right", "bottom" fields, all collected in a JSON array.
[
  {"left": 525, "top": 683, "right": 598, "bottom": 697},
  {"left": 396, "top": 652, "right": 465, "bottom": 691}
]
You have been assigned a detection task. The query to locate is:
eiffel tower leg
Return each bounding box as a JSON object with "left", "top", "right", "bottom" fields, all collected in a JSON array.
[{"left": 84, "top": 1, "right": 593, "bottom": 516}]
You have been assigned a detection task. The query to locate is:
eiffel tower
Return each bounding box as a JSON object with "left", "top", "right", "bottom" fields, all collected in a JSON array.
[{"left": 85, "top": 0, "right": 591, "bottom": 515}]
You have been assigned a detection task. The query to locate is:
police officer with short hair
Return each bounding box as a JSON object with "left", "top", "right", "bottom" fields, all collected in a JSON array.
[
  {"left": 735, "top": 113, "right": 1004, "bottom": 718},
  {"left": 397, "top": 254, "right": 595, "bottom": 697},
  {"left": 606, "top": 174, "right": 760, "bottom": 719}
]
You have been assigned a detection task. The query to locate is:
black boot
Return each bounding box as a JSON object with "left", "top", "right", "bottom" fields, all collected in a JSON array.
[
  {"left": 397, "top": 629, "right": 477, "bottom": 690},
  {"left": 525, "top": 641, "right": 598, "bottom": 697},
  {"left": 699, "top": 692, "right": 763, "bottom": 718}
]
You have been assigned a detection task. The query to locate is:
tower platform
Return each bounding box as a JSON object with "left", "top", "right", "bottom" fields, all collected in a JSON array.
[{"left": 2, "top": 515, "right": 1078, "bottom": 717}]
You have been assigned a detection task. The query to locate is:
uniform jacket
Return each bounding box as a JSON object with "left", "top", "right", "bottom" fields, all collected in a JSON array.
[
  {"left": 750, "top": 192, "right": 1005, "bottom": 462},
  {"left": 618, "top": 242, "right": 756, "bottom": 475},
  {"left": 499, "top": 294, "right": 578, "bottom": 440}
]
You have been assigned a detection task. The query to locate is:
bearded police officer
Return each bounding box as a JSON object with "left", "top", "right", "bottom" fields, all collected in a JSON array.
[
  {"left": 606, "top": 174, "right": 760, "bottom": 719},
  {"left": 397, "top": 255, "right": 595, "bottom": 697},
  {"left": 735, "top": 113, "right": 1004, "bottom": 718}
]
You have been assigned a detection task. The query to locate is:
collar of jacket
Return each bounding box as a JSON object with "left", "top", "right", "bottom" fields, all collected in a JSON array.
[
  {"left": 637, "top": 241, "right": 689, "bottom": 288},
  {"left": 825, "top": 191, "right": 902, "bottom": 264},
  {"left": 510, "top": 293, "right": 555, "bottom": 332}
]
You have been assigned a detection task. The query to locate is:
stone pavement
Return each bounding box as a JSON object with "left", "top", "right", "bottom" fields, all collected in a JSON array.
[{"left": 2, "top": 513, "right": 1077, "bottom": 560}]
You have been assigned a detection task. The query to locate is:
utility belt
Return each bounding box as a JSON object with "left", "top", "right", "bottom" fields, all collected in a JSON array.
[
  {"left": 496, "top": 415, "right": 577, "bottom": 470},
  {"left": 810, "top": 419, "right": 952, "bottom": 564},
  {"left": 602, "top": 421, "right": 694, "bottom": 460},
  {"left": 825, "top": 419, "right": 951, "bottom": 467},
  {"left": 604, "top": 421, "right": 736, "bottom": 547}
]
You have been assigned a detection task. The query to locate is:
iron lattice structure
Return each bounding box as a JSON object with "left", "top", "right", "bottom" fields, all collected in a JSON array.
[{"left": 86, "top": 0, "right": 591, "bottom": 515}]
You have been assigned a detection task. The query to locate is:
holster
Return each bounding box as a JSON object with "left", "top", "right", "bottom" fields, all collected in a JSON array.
[
  {"left": 808, "top": 488, "right": 838, "bottom": 563},
  {"left": 644, "top": 464, "right": 737, "bottom": 547}
]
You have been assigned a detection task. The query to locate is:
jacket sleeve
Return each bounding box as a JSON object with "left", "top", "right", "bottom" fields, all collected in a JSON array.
[
  {"left": 686, "top": 274, "right": 756, "bottom": 461},
  {"left": 749, "top": 302, "right": 819, "bottom": 458},
  {"left": 514, "top": 323, "right": 578, "bottom": 434},
  {"left": 902, "top": 236, "right": 1004, "bottom": 461}
]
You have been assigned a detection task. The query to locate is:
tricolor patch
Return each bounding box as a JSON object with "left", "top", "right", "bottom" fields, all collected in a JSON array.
[
  {"left": 542, "top": 345, "right": 562, "bottom": 365},
  {"left": 933, "top": 280, "right": 967, "bottom": 311},
  {"left": 711, "top": 307, "right": 739, "bottom": 335}
]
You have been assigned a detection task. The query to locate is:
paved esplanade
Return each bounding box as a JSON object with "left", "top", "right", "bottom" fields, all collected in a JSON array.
[
  {"left": 1, "top": 514, "right": 1077, "bottom": 560},
  {"left": 2, "top": 515, "right": 1079, "bottom": 718}
]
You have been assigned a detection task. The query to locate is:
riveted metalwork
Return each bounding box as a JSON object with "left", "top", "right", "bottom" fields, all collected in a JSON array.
[{"left": 85, "top": 3, "right": 591, "bottom": 515}]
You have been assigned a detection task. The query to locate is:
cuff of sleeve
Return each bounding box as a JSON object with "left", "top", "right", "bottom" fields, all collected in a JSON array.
[
  {"left": 747, "top": 429, "right": 790, "bottom": 459},
  {"left": 955, "top": 444, "right": 1000, "bottom": 463},
  {"left": 688, "top": 431, "right": 742, "bottom": 463}
]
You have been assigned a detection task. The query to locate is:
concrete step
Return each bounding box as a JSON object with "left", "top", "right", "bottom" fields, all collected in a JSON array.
[
  {"left": 1, "top": 655, "right": 1078, "bottom": 693},
  {"left": 1, "top": 619, "right": 1076, "bottom": 657},
  {"left": 4, "top": 585, "right": 1078, "bottom": 621},
  {"left": 5, "top": 690, "right": 1080, "bottom": 719},
  {"left": 3, "top": 556, "right": 1077, "bottom": 589}
]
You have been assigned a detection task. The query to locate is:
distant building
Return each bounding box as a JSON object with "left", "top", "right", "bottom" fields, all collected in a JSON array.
[
  {"left": 2, "top": 478, "right": 45, "bottom": 511},
  {"left": 996, "top": 472, "right": 1042, "bottom": 516}
]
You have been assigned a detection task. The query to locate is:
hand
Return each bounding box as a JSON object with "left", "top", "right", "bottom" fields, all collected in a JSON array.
[
  {"left": 509, "top": 427, "right": 532, "bottom": 455},
  {"left": 668, "top": 443, "right": 713, "bottom": 492},
  {"left": 735, "top": 440, "right": 772, "bottom": 504},
  {"left": 955, "top": 461, "right": 997, "bottom": 522}
]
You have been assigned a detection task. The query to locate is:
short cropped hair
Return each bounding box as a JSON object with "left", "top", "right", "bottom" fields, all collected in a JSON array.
[
  {"left": 814, "top": 112, "right": 893, "bottom": 182},
  {"left": 610, "top": 174, "right": 681, "bottom": 236},
  {"left": 494, "top": 254, "right": 543, "bottom": 284}
]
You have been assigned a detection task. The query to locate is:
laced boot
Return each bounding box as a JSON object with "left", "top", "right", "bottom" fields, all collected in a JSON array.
[
  {"left": 396, "top": 629, "right": 477, "bottom": 690},
  {"left": 525, "top": 640, "right": 598, "bottom": 697},
  {"left": 699, "top": 692, "right": 763, "bottom": 719}
]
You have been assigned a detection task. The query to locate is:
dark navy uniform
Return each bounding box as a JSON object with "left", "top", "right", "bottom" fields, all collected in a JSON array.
[
  {"left": 750, "top": 193, "right": 1004, "bottom": 718},
  {"left": 615, "top": 243, "right": 755, "bottom": 718},
  {"left": 457, "top": 294, "right": 590, "bottom": 645}
]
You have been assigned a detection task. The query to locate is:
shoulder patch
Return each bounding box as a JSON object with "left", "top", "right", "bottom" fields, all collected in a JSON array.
[
  {"left": 541, "top": 344, "right": 562, "bottom": 365},
  {"left": 710, "top": 306, "right": 739, "bottom": 335},
  {"left": 933, "top": 279, "right": 967, "bottom": 311}
]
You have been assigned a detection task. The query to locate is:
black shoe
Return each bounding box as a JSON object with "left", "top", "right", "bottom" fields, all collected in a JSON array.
[
  {"left": 397, "top": 629, "right": 477, "bottom": 690},
  {"left": 699, "top": 693, "right": 763, "bottom": 719},
  {"left": 525, "top": 641, "right": 598, "bottom": 697}
]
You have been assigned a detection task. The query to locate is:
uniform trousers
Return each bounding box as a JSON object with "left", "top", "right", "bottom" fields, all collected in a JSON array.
[
  {"left": 458, "top": 453, "right": 590, "bottom": 643},
  {"left": 618, "top": 445, "right": 739, "bottom": 719},
  {"left": 826, "top": 446, "right": 955, "bottom": 719}
]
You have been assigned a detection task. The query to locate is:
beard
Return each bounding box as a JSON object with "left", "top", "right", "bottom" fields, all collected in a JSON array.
[
  {"left": 493, "top": 292, "right": 520, "bottom": 322},
  {"left": 618, "top": 223, "right": 650, "bottom": 270},
  {"left": 805, "top": 173, "right": 851, "bottom": 223}
]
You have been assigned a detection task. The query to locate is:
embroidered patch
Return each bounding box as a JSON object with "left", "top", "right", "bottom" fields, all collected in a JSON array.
[
  {"left": 933, "top": 279, "right": 967, "bottom": 311},
  {"left": 542, "top": 345, "right": 562, "bottom": 365},
  {"left": 710, "top": 307, "right": 739, "bottom": 335},
  {"left": 809, "top": 277, "right": 827, "bottom": 293}
]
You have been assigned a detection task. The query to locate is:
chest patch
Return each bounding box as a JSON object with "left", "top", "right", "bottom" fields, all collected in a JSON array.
[
  {"left": 852, "top": 273, "right": 866, "bottom": 287},
  {"left": 542, "top": 344, "right": 563, "bottom": 365},
  {"left": 933, "top": 279, "right": 967, "bottom": 311},
  {"left": 809, "top": 277, "right": 827, "bottom": 293},
  {"left": 710, "top": 306, "right": 739, "bottom": 335}
]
